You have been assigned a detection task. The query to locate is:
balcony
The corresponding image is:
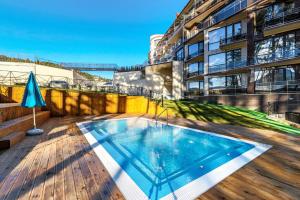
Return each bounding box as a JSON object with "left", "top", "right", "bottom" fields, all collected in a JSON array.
[
  {"left": 186, "top": 70, "right": 204, "bottom": 79},
  {"left": 184, "top": 89, "right": 204, "bottom": 97},
  {"left": 209, "top": 85, "right": 247, "bottom": 95},
  {"left": 219, "top": 33, "right": 247, "bottom": 48},
  {"left": 185, "top": 0, "right": 226, "bottom": 29},
  {"left": 208, "top": 60, "right": 247, "bottom": 74},
  {"left": 264, "top": 7, "right": 300, "bottom": 36},
  {"left": 252, "top": 48, "right": 300, "bottom": 66},
  {"left": 255, "top": 80, "right": 300, "bottom": 93},
  {"left": 186, "top": 50, "right": 204, "bottom": 61},
  {"left": 265, "top": 7, "right": 300, "bottom": 28},
  {"left": 203, "top": 0, "right": 247, "bottom": 29}
]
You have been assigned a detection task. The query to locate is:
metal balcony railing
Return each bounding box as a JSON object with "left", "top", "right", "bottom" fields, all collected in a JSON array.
[
  {"left": 252, "top": 48, "right": 300, "bottom": 65},
  {"left": 208, "top": 60, "right": 247, "bottom": 74},
  {"left": 265, "top": 7, "right": 300, "bottom": 28}
]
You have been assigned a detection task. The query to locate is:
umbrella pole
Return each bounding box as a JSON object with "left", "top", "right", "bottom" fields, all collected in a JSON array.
[{"left": 33, "top": 107, "right": 36, "bottom": 129}]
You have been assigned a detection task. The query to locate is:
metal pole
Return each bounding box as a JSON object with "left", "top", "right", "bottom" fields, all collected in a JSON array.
[{"left": 33, "top": 107, "right": 36, "bottom": 129}]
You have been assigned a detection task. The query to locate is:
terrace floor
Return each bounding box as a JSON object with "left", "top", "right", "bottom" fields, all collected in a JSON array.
[{"left": 0, "top": 114, "right": 299, "bottom": 200}]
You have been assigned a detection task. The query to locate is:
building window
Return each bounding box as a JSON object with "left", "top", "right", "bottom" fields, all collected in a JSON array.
[
  {"left": 209, "top": 50, "right": 244, "bottom": 73},
  {"left": 255, "top": 66, "right": 299, "bottom": 92},
  {"left": 187, "top": 62, "right": 204, "bottom": 77},
  {"left": 188, "top": 41, "right": 204, "bottom": 59},
  {"left": 187, "top": 81, "right": 204, "bottom": 95},
  {"left": 188, "top": 81, "right": 200, "bottom": 90},
  {"left": 254, "top": 33, "right": 296, "bottom": 64},
  {"left": 208, "top": 28, "right": 225, "bottom": 51},
  {"left": 209, "top": 74, "right": 248, "bottom": 89},
  {"left": 209, "top": 22, "right": 242, "bottom": 50},
  {"left": 176, "top": 48, "right": 184, "bottom": 61}
]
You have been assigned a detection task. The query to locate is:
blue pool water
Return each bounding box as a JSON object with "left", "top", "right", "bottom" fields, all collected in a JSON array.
[{"left": 84, "top": 118, "right": 255, "bottom": 199}]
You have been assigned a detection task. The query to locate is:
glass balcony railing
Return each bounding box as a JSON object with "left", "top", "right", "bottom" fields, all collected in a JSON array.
[
  {"left": 204, "top": 0, "right": 247, "bottom": 28},
  {"left": 185, "top": 89, "right": 204, "bottom": 97},
  {"left": 208, "top": 60, "right": 247, "bottom": 74},
  {"left": 219, "top": 33, "right": 247, "bottom": 46},
  {"left": 265, "top": 7, "right": 300, "bottom": 28},
  {"left": 253, "top": 48, "right": 300, "bottom": 65},
  {"left": 255, "top": 80, "right": 300, "bottom": 93},
  {"left": 187, "top": 70, "right": 204, "bottom": 78},
  {"left": 187, "top": 50, "right": 204, "bottom": 60},
  {"left": 209, "top": 85, "right": 248, "bottom": 95}
]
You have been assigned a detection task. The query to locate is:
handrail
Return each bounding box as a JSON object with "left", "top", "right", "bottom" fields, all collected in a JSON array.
[{"left": 155, "top": 107, "right": 169, "bottom": 125}]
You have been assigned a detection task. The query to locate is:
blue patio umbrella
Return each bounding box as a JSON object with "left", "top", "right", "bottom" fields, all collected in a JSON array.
[{"left": 21, "top": 72, "right": 46, "bottom": 135}]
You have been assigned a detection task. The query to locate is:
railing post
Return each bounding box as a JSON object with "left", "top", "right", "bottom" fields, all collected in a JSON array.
[
  {"left": 9, "top": 71, "right": 12, "bottom": 86},
  {"left": 161, "top": 95, "right": 164, "bottom": 107}
]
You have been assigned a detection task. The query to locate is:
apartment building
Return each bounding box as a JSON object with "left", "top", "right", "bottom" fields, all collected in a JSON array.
[{"left": 151, "top": 0, "right": 300, "bottom": 98}]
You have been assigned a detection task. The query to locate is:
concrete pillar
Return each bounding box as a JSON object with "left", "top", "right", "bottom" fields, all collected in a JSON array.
[
  {"left": 247, "top": 11, "right": 255, "bottom": 65},
  {"left": 204, "top": 76, "right": 209, "bottom": 96},
  {"left": 172, "top": 61, "right": 184, "bottom": 99},
  {"left": 203, "top": 28, "right": 210, "bottom": 96},
  {"left": 247, "top": 69, "right": 256, "bottom": 94}
]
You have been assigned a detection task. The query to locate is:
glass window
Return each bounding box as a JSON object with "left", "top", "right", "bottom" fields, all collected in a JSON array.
[
  {"left": 208, "top": 28, "right": 225, "bottom": 50},
  {"left": 176, "top": 48, "right": 184, "bottom": 61},
  {"left": 199, "top": 42, "right": 204, "bottom": 53},
  {"left": 233, "top": 23, "right": 242, "bottom": 36},
  {"left": 274, "top": 68, "right": 285, "bottom": 82},
  {"left": 274, "top": 36, "right": 284, "bottom": 60},
  {"left": 199, "top": 81, "right": 204, "bottom": 89},
  {"left": 227, "top": 24, "right": 233, "bottom": 39},
  {"left": 255, "top": 38, "right": 273, "bottom": 64},
  {"left": 199, "top": 62, "right": 204, "bottom": 74},
  {"left": 188, "top": 81, "right": 200, "bottom": 90},
  {"left": 188, "top": 63, "right": 198, "bottom": 73},
  {"left": 286, "top": 68, "right": 295, "bottom": 81},
  {"left": 255, "top": 33, "right": 296, "bottom": 64},
  {"left": 188, "top": 43, "right": 199, "bottom": 58},
  {"left": 209, "top": 77, "right": 226, "bottom": 88},
  {"left": 209, "top": 53, "right": 226, "bottom": 67}
]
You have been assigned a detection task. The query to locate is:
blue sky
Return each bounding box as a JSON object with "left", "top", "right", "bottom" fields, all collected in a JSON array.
[{"left": 0, "top": 0, "right": 187, "bottom": 78}]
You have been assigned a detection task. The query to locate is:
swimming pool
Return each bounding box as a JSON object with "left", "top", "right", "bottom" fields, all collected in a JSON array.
[{"left": 77, "top": 117, "right": 271, "bottom": 200}]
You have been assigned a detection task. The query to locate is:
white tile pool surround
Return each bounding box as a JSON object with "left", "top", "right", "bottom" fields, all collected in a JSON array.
[{"left": 77, "top": 117, "right": 272, "bottom": 200}]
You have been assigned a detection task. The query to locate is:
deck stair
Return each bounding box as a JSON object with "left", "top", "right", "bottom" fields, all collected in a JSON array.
[
  {"left": 0, "top": 108, "right": 50, "bottom": 150},
  {"left": 0, "top": 103, "right": 41, "bottom": 123}
]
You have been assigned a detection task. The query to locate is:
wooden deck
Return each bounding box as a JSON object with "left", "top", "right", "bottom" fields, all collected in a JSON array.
[{"left": 0, "top": 115, "right": 299, "bottom": 200}]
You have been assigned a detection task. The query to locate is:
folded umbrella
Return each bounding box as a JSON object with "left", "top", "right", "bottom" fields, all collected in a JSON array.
[{"left": 21, "top": 72, "right": 46, "bottom": 135}]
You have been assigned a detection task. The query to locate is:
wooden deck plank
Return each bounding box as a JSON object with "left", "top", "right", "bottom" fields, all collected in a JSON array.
[
  {"left": 62, "top": 137, "right": 77, "bottom": 200},
  {"left": 4, "top": 149, "right": 40, "bottom": 200},
  {"left": 53, "top": 138, "right": 65, "bottom": 200},
  {"left": 17, "top": 148, "right": 47, "bottom": 200},
  {"left": 0, "top": 115, "right": 299, "bottom": 200},
  {"left": 43, "top": 140, "right": 57, "bottom": 200},
  {"left": 75, "top": 139, "right": 103, "bottom": 200},
  {"left": 29, "top": 144, "right": 51, "bottom": 200},
  {"left": 0, "top": 148, "right": 37, "bottom": 200},
  {"left": 69, "top": 135, "right": 89, "bottom": 200}
]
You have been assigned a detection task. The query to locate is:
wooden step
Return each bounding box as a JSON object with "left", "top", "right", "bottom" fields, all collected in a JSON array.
[
  {"left": 0, "top": 111, "right": 50, "bottom": 138},
  {"left": 0, "top": 103, "right": 41, "bottom": 123},
  {"left": 0, "top": 131, "right": 26, "bottom": 150}
]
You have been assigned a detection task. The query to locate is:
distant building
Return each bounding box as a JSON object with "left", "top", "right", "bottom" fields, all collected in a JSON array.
[{"left": 148, "top": 34, "right": 164, "bottom": 65}]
